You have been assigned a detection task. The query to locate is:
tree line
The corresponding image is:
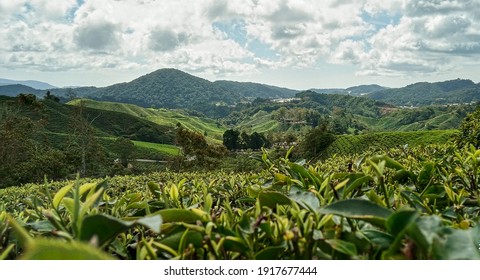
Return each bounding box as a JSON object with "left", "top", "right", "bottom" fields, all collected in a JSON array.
[{"left": 222, "top": 129, "right": 271, "bottom": 151}]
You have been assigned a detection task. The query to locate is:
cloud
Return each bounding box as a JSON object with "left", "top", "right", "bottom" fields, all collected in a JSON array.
[
  {"left": 1, "top": 0, "right": 480, "bottom": 84},
  {"left": 74, "top": 20, "right": 120, "bottom": 51},
  {"left": 149, "top": 29, "right": 190, "bottom": 52}
]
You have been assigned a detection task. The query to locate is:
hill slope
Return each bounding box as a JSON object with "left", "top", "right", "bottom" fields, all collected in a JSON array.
[
  {"left": 323, "top": 130, "right": 457, "bottom": 157},
  {"left": 83, "top": 69, "right": 299, "bottom": 118},
  {"left": 68, "top": 99, "right": 226, "bottom": 142},
  {"left": 87, "top": 68, "right": 238, "bottom": 118},
  {"left": 0, "top": 95, "right": 176, "bottom": 146},
  {"left": 0, "top": 84, "right": 44, "bottom": 97},
  {"left": 367, "top": 79, "right": 480, "bottom": 106}
]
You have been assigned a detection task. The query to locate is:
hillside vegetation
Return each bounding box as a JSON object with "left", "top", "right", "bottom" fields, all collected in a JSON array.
[
  {"left": 367, "top": 79, "right": 480, "bottom": 106},
  {"left": 322, "top": 130, "right": 457, "bottom": 158},
  {"left": 68, "top": 99, "right": 225, "bottom": 142}
]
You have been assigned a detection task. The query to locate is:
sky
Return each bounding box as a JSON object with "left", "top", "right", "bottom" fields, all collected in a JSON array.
[{"left": 0, "top": 0, "right": 479, "bottom": 89}]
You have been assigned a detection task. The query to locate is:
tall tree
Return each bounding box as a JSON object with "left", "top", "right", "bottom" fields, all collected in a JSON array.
[
  {"left": 223, "top": 129, "right": 240, "bottom": 151},
  {"left": 299, "top": 126, "right": 335, "bottom": 159},
  {"left": 65, "top": 100, "right": 105, "bottom": 177},
  {"left": 113, "top": 137, "right": 135, "bottom": 167}
]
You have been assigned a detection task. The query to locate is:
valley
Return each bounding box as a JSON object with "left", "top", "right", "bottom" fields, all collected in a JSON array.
[{"left": 1, "top": 69, "right": 480, "bottom": 260}]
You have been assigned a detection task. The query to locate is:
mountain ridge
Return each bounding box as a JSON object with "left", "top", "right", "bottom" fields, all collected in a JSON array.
[{"left": 0, "top": 78, "right": 56, "bottom": 90}]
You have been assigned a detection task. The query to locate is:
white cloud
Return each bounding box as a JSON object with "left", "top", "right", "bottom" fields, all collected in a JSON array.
[{"left": 0, "top": 0, "right": 479, "bottom": 86}]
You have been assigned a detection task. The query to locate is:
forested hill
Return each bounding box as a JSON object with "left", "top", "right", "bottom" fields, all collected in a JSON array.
[
  {"left": 367, "top": 79, "right": 480, "bottom": 106},
  {"left": 86, "top": 69, "right": 237, "bottom": 118},
  {"left": 0, "top": 84, "right": 44, "bottom": 97},
  {"left": 86, "top": 69, "right": 298, "bottom": 118},
  {"left": 213, "top": 80, "right": 298, "bottom": 99}
]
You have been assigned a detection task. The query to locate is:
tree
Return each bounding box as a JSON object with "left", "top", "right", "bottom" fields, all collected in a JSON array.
[
  {"left": 176, "top": 126, "right": 208, "bottom": 156},
  {"left": 223, "top": 129, "right": 240, "bottom": 151},
  {"left": 0, "top": 104, "right": 69, "bottom": 187},
  {"left": 249, "top": 132, "right": 269, "bottom": 150},
  {"left": 113, "top": 137, "right": 135, "bottom": 167},
  {"left": 299, "top": 126, "right": 335, "bottom": 159},
  {"left": 44, "top": 91, "right": 60, "bottom": 102},
  {"left": 239, "top": 132, "right": 251, "bottom": 149},
  {"left": 65, "top": 100, "right": 105, "bottom": 177},
  {"left": 457, "top": 107, "right": 480, "bottom": 148}
]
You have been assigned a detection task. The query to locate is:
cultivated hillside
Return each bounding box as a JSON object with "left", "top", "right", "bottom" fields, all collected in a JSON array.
[{"left": 68, "top": 99, "right": 226, "bottom": 142}]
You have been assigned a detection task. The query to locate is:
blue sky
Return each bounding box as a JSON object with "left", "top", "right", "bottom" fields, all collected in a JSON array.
[{"left": 0, "top": 0, "right": 479, "bottom": 89}]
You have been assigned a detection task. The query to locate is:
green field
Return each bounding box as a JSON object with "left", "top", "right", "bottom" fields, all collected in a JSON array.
[
  {"left": 132, "top": 140, "right": 180, "bottom": 156},
  {"left": 323, "top": 130, "right": 457, "bottom": 157},
  {"left": 68, "top": 99, "right": 226, "bottom": 142}
]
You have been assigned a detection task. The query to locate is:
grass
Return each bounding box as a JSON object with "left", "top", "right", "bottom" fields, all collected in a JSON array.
[{"left": 132, "top": 140, "right": 180, "bottom": 156}]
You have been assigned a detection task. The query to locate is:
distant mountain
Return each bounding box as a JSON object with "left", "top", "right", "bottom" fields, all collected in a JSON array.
[
  {"left": 0, "top": 78, "right": 56, "bottom": 90},
  {"left": 86, "top": 68, "right": 298, "bottom": 118},
  {"left": 346, "top": 84, "right": 387, "bottom": 96},
  {"left": 0, "top": 84, "right": 44, "bottom": 97},
  {"left": 86, "top": 68, "right": 239, "bottom": 118},
  {"left": 310, "top": 84, "right": 385, "bottom": 96},
  {"left": 309, "top": 88, "right": 346, "bottom": 94},
  {"left": 214, "top": 80, "right": 298, "bottom": 100},
  {"left": 367, "top": 79, "right": 480, "bottom": 106}
]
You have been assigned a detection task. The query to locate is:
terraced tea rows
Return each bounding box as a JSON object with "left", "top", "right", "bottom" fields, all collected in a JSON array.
[{"left": 1, "top": 143, "right": 480, "bottom": 260}]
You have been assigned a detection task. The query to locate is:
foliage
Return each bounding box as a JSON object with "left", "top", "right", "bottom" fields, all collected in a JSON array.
[
  {"left": 297, "top": 126, "right": 335, "bottom": 158},
  {"left": 0, "top": 104, "right": 69, "bottom": 188},
  {"left": 1, "top": 143, "right": 480, "bottom": 259},
  {"left": 456, "top": 106, "right": 480, "bottom": 148},
  {"left": 368, "top": 79, "right": 480, "bottom": 106},
  {"left": 223, "top": 129, "right": 271, "bottom": 151},
  {"left": 112, "top": 137, "right": 135, "bottom": 167},
  {"left": 68, "top": 98, "right": 225, "bottom": 142},
  {"left": 322, "top": 130, "right": 457, "bottom": 158}
]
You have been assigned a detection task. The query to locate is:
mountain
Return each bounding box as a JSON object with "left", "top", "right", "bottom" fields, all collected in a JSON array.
[
  {"left": 310, "top": 84, "right": 385, "bottom": 96},
  {"left": 86, "top": 69, "right": 240, "bottom": 118},
  {"left": 213, "top": 80, "right": 298, "bottom": 99},
  {"left": 0, "top": 84, "right": 44, "bottom": 97},
  {"left": 85, "top": 69, "right": 300, "bottom": 118},
  {"left": 346, "top": 84, "right": 386, "bottom": 96},
  {"left": 309, "top": 88, "right": 346, "bottom": 94},
  {"left": 0, "top": 78, "right": 56, "bottom": 90},
  {"left": 367, "top": 79, "right": 480, "bottom": 106}
]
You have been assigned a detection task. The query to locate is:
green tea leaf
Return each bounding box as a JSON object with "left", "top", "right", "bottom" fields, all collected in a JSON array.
[
  {"left": 258, "top": 191, "right": 291, "bottom": 209},
  {"left": 157, "top": 209, "right": 205, "bottom": 224},
  {"left": 326, "top": 239, "right": 357, "bottom": 256},
  {"left": 288, "top": 187, "right": 320, "bottom": 211},
  {"left": 80, "top": 214, "right": 163, "bottom": 246},
  {"left": 80, "top": 214, "right": 129, "bottom": 246},
  {"left": 386, "top": 210, "right": 418, "bottom": 236},
  {"left": 433, "top": 226, "right": 480, "bottom": 260},
  {"left": 319, "top": 199, "right": 392, "bottom": 227},
  {"left": 255, "top": 245, "right": 286, "bottom": 260},
  {"left": 22, "top": 239, "right": 114, "bottom": 260},
  {"left": 136, "top": 215, "right": 163, "bottom": 233},
  {"left": 52, "top": 184, "right": 72, "bottom": 210}
]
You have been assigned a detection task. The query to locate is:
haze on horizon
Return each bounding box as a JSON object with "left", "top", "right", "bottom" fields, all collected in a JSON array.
[{"left": 0, "top": 0, "right": 479, "bottom": 90}]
